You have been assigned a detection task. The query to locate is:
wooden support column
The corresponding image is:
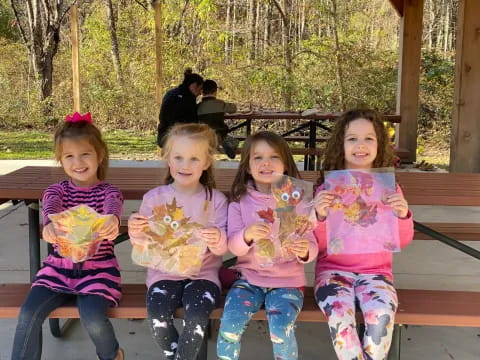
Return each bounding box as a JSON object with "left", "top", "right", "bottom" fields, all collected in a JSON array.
[
  {"left": 153, "top": 1, "right": 164, "bottom": 106},
  {"left": 70, "top": 4, "right": 80, "bottom": 112},
  {"left": 395, "top": 0, "right": 424, "bottom": 163},
  {"left": 450, "top": 0, "right": 480, "bottom": 173}
]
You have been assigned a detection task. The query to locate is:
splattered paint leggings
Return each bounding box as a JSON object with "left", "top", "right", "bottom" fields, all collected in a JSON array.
[
  {"left": 217, "top": 279, "right": 304, "bottom": 360},
  {"left": 146, "top": 279, "right": 220, "bottom": 360},
  {"left": 315, "top": 271, "right": 398, "bottom": 360}
]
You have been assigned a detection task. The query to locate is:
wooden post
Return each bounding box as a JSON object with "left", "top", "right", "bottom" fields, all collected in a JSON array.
[
  {"left": 153, "top": 1, "right": 164, "bottom": 106},
  {"left": 395, "top": 0, "right": 424, "bottom": 163},
  {"left": 70, "top": 4, "right": 81, "bottom": 113},
  {"left": 450, "top": 0, "right": 480, "bottom": 173}
]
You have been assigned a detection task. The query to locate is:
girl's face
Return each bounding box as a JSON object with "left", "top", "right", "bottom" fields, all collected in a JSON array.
[
  {"left": 167, "top": 136, "right": 211, "bottom": 192},
  {"left": 60, "top": 138, "right": 100, "bottom": 187},
  {"left": 248, "top": 140, "right": 285, "bottom": 193},
  {"left": 343, "top": 118, "right": 378, "bottom": 169}
]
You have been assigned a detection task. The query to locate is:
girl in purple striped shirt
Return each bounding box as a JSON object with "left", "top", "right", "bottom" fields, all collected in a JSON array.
[{"left": 11, "top": 113, "right": 125, "bottom": 360}]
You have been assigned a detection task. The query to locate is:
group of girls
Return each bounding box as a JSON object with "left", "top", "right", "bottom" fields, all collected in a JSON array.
[{"left": 11, "top": 108, "right": 413, "bottom": 360}]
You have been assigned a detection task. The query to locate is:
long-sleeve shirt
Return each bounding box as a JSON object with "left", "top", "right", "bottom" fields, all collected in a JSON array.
[
  {"left": 34, "top": 180, "right": 124, "bottom": 306},
  {"left": 228, "top": 185, "right": 318, "bottom": 288},
  {"left": 129, "top": 184, "right": 228, "bottom": 289},
  {"left": 197, "top": 96, "right": 237, "bottom": 139},
  {"left": 313, "top": 185, "right": 414, "bottom": 289}
]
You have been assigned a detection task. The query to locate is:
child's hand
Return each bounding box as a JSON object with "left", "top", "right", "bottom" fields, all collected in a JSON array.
[
  {"left": 198, "top": 227, "right": 221, "bottom": 250},
  {"left": 98, "top": 215, "right": 120, "bottom": 241},
  {"left": 42, "top": 222, "right": 58, "bottom": 243},
  {"left": 244, "top": 222, "right": 272, "bottom": 245},
  {"left": 287, "top": 238, "right": 309, "bottom": 260},
  {"left": 128, "top": 213, "right": 149, "bottom": 234},
  {"left": 386, "top": 193, "right": 409, "bottom": 218},
  {"left": 314, "top": 191, "right": 336, "bottom": 219}
]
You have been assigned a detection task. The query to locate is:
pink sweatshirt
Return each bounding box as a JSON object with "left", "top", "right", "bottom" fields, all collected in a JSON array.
[
  {"left": 314, "top": 185, "right": 414, "bottom": 288},
  {"left": 130, "top": 184, "right": 228, "bottom": 289},
  {"left": 228, "top": 185, "right": 318, "bottom": 288}
]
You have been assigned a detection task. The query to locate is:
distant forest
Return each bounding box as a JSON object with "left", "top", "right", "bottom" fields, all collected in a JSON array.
[{"left": 0, "top": 0, "right": 457, "bottom": 143}]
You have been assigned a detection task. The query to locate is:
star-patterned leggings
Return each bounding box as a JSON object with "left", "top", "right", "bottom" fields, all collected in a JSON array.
[
  {"left": 217, "top": 279, "right": 304, "bottom": 360},
  {"left": 315, "top": 271, "right": 398, "bottom": 360},
  {"left": 146, "top": 279, "right": 220, "bottom": 360}
]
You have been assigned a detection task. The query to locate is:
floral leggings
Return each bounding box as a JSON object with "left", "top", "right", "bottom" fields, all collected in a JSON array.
[
  {"left": 315, "top": 271, "right": 398, "bottom": 360},
  {"left": 217, "top": 279, "right": 304, "bottom": 360}
]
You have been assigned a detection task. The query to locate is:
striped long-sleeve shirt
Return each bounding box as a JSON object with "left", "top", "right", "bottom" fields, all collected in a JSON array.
[{"left": 32, "top": 180, "right": 124, "bottom": 306}]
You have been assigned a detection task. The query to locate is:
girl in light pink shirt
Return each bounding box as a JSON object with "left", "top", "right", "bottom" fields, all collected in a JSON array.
[
  {"left": 217, "top": 131, "right": 318, "bottom": 360},
  {"left": 314, "top": 109, "right": 414, "bottom": 360},
  {"left": 128, "top": 124, "right": 228, "bottom": 360}
]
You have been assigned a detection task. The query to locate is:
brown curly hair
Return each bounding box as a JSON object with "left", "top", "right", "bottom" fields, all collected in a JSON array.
[
  {"left": 230, "top": 131, "right": 301, "bottom": 202},
  {"left": 317, "top": 108, "right": 394, "bottom": 186},
  {"left": 161, "top": 123, "right": 218, "bottom": 199}
]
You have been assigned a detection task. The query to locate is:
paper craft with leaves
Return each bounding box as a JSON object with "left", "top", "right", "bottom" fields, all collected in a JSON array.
[
  {"left": 47, "top": 205, "right": 112, "bottom": 263},
  {"left": 324, "top": 168, "right": 400, "bottom": 255},
  {"left": 253, "top": 175, "right": 315, "bottom": 266},
  {"left": 131, "top": 197, "right": 210, "bottom": 275}
]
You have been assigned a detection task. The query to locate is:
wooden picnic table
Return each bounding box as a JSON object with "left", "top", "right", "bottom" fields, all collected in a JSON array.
[{"left": 224, "top": 111, "right": 402, "bottom": 169}]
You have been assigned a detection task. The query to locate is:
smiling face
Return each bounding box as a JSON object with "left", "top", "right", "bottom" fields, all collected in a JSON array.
[
  {"left": 60, "top": 138, "right": 101, "bottom": 187},
  {"left": 343, "top": 118, "right": 378, "bottom": 170},
  {"left": 248, "top": 140, "right": 286, "bottom": 193},
  {"left": 167, "top": 135, "right": 211, "bottom": 193}
]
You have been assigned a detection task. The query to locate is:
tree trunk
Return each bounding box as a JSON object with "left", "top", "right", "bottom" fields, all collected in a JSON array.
[
  {"left": 225, "top": 0, "right": 232, "bottom": 64},
  {"left": 329, "top": 0, "right": 345, "bottom": 110},
  {"left": 11, "top": 0, "right": 73, "bottom": 115},
  {"left": 105, "top": 0, "right": 122, "bottom": 83},
  {"left": 248, "top": 0, "right": 256, "bottom": 62}
]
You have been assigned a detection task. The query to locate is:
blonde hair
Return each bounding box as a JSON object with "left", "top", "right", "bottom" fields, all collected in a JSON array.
[
  {"left": 162, "top": 123, "right": 218, "bottom": 198},
  {"left": 54, "top": 120, "right": 109, "bottom": 180}
]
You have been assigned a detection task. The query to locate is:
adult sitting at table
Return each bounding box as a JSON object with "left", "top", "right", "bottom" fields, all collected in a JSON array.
[
  {"left": 197, "top": 79, "right": 239, "bottom": 159},
  {"left": 156, "top": 68, "right": 204, "bottom": 147}
]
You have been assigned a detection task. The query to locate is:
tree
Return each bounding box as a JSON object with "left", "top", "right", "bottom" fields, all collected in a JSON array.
[{"left": 10, "top": 0, "right": 76, "bottom": 114}]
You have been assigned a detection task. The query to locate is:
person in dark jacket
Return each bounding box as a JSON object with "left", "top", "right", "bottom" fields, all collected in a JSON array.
[
  {"left": 156, "top": 69, "right": 204, "bottom": 147},
  {"left": 197, "top": 79, "right": 238, "bottom": 159}
]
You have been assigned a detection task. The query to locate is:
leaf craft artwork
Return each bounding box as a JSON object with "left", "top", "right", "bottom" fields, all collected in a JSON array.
[
  {"left": 131, "top": 197, "right": 209, "bottom": 276},
  {"left": 254, "top": 175, "right": 315, "bottom": 266},
  {"left": 47, "top": 205, "right": 111, "bottom": 263},
  {"left": 324, "top": 168, "right": 400, "bottom": 255}
]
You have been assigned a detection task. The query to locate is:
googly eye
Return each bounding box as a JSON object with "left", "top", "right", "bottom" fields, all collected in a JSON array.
[
  {"left": 292, "top": 190, "right": 301, "bottom": 200},
  {"left": 170, "top": 221, "right": 179, "bottom": 230},
  {"left": 281, "top": 193, "right": 290, "bottom": 201},
  {"left": 163, "top": 215, "right": 172, "bottom": 224}
]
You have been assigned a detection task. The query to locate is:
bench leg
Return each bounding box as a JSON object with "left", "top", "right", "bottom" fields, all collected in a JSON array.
[
  {"left": 387, "top": 324, "right": 401, "bottom": 360},
  {"left": 49, "top": 318, "right": 76, "bottom": 338}
]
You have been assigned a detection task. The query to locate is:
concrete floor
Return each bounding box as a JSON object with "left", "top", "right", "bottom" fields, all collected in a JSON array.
[{"left": 0, "top": 160, "right": 479, "bottom": 359}]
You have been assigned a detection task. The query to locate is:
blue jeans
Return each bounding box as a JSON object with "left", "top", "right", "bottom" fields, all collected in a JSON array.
[
  {"left": 217, "top": 279, "right": 304, "bottom": 360},
  {"left": 11, "top": 285, "right": 119, "bottom": 360}
]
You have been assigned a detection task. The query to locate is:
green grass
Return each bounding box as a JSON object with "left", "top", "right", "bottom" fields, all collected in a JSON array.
[{"left": 0, "top": 130, "right": 159, "bottom": 160}]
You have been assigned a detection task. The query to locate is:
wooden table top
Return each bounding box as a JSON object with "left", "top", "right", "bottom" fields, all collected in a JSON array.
[{"left": 0, "top": 166, "right": 479, "bottom": 206}]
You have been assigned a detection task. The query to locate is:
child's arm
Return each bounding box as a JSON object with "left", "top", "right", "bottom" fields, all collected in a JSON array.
[
  {"left": 199, "top": 192, "right": 228, "bottom": 255},
  {"left": 99, "top": 185, "right": 124, "bottom": 241},
  {"left": 128, "top": 193, "right": 154, "bottom": 245},
  {"left": 227, "top": 201, "right": 255, "bottom": 256},
  {"left": 41, "top": 184, "right": 65, "bottom": 243},
  {"left": 391, "top": 185, "right": 414, "bottom": 248}
]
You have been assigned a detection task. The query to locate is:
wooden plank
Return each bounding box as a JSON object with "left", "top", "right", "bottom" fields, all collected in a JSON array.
[
  {"left": 1, "top": 284, "right": 479, "bottom": 326},
  {"left": 414, "top": 223, "right": 480, "bottom": 241},
  {"left": 388, "top": 0, "right": 404, "bottom": 16},
  {"left": 450, "top": 0, "right": 480, "bottom": 173},
  {"left": 225, "top": 112, "right": 401, "bottom": 123},
  {"left": 70, "top": 5, "right": 80, "bottom": 112},
  {"left": 395, "top": 0, "right": 424, "bottom": 163}
]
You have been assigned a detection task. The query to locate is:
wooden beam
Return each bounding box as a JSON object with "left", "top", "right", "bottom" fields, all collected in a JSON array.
[
  {"left": 388, "top": 0, "right": 404, "bottom": 16},
  {"left": 395, "top": 0, "right": 424, "bottom": 163},
  {"left": 153, "top": 1, "right": 163, "bottom": 106},
  {"left": 70, "top": 4, "right": 80, "bottom": 113},
  {"left": 450, "top": 0, "right": 480, "bottom": 173}
]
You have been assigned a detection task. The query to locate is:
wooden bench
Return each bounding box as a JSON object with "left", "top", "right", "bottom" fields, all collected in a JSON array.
[{"left": 1, "top": 170, "right": 479, "bottom": 360}]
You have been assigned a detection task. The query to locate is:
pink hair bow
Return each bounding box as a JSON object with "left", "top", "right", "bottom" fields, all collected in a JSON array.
[{"left": 65, "top": 112, "right": 92, "bottom": 123}]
